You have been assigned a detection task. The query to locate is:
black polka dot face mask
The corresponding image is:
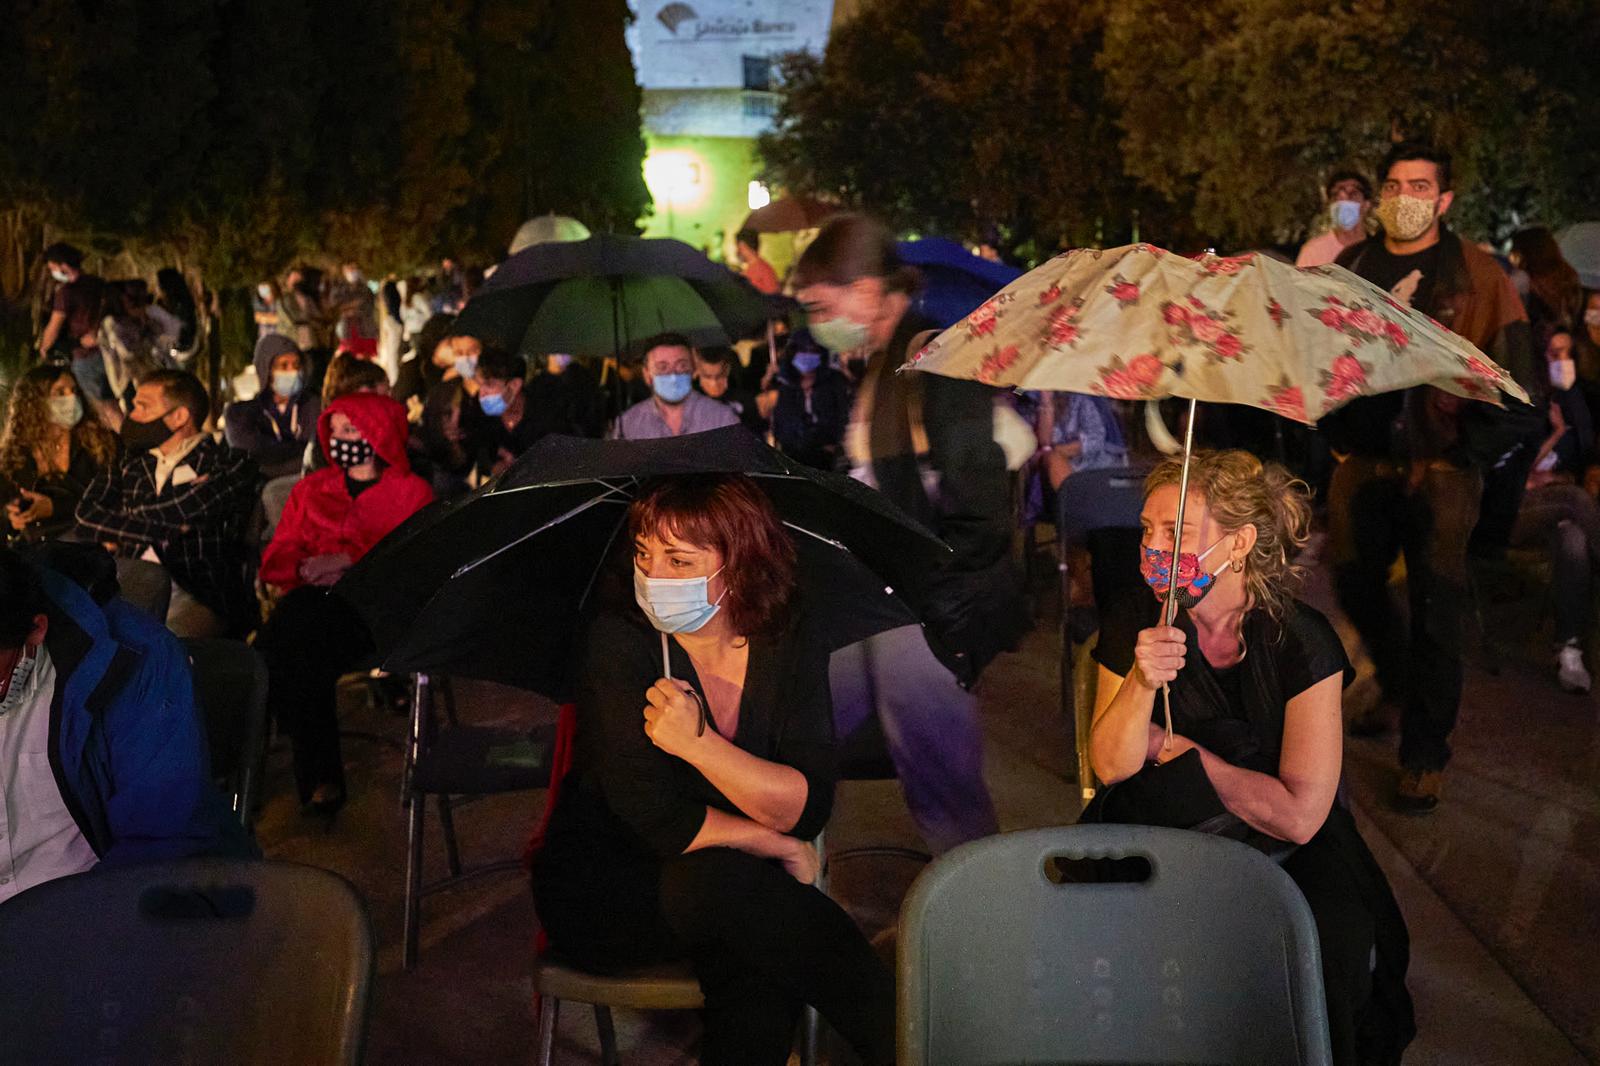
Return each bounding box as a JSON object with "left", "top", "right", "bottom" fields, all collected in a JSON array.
[{"left": 329, "top": 436, "right": 375, "bottom": 469}]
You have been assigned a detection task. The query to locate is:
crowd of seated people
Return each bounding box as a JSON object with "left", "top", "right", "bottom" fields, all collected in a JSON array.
[{"left": 4, "top": 230, "right": 1463, "bottom": 1066}]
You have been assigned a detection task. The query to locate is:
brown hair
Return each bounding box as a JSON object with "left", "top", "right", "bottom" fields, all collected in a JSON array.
[
  {"left": 0, "top": 365, "right": 118, "bottom": 479},
  {"left": 792, "top": 214, "right": 921, "bottom": 296},
  {"left": 627, "top": 474, "right": 797, "bottom": 639},
  {"left": 321, "top": 354, "right": 390, "bottom": 404},
  {"left": 1144, "top": 449, "right": 1312, "bottom": 622}
]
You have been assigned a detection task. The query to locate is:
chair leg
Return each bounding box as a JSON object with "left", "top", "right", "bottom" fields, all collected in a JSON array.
[
  {"left": 437, "top": 793, "right": 462, "bottom": 878},
  {"left": 536, "top": 994, "right": 560, "bottom": 1066},
  {"left": 594, "top": 1004, "right": 619, "bottom": 1066},
  {"left": 799, "top": 1004, "right": 821, "bottom": 1066},
  {"left": 403, "top": 785, "right": 425, "bottom": 970}
]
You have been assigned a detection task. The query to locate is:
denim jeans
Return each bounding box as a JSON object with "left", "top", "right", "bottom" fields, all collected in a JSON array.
[
  {"left": 1328, "top": 458, "right": 1482, "bottom": 773},
  {"left": 829, "top": 624, "right": 998, "bottom": 853}
]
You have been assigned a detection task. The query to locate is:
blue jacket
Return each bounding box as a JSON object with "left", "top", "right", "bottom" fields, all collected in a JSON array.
[{"left": 38, "top": 566, "right": 245, "bottom": 865}]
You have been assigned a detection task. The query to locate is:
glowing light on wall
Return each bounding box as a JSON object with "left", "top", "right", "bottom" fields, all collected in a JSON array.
[{"left": 643, "top": 150, "right": 707, "bottom": 207}]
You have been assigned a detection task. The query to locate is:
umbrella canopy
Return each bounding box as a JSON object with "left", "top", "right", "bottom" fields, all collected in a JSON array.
[
  {"left": 906, "top": 242, "right": 1530, "bottom": 748},
  {"left": 1557, "top": 221, "right": 1600, "bottom": 291},
  {"left": 742, "top": 197, "right": 838, "bottom": 234},
  {"left": 338, "top": 427, "right": 947, "bottom": 696},
  {"left": 898, "top": 238, "right": 1023, "bottom": 328},
  {"left": 508, "top": 214, "right": 591, "bottom": 256},
  {"left": 454, "top": 234, "right": 777, "bottom": 359},
  {"left": 906, "top": 243, "right": 1528, "bottom": 423}
]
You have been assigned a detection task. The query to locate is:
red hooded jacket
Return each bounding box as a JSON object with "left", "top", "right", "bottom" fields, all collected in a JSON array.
[{"left": 260, "top": 392, "right": 433, "bottom": 590}]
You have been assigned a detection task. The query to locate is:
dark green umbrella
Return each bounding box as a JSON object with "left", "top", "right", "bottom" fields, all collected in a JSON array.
[{"left": 455, "top": 234, "right": 780, "bottom": 359}]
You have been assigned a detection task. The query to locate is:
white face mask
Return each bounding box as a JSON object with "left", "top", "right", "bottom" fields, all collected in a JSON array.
[
  {"left": 1585, "top": 308, "right": 1600, "bottom": 327},
  {"left": 47, "top": 394, "right": 83, "bottom": 428},
  {"left": 1549, "top": 359, "right": 1577, "bottom": 392},
  {"left": 49, "top": 268, "right": 71, "bottom": 283},
  {"left": 257, "top": 284, "right": 273, "bottom": 301}
]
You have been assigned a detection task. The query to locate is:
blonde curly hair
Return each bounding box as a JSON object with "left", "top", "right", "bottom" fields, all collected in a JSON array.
[{"left": 1145, "top": 449, "right": 1312, "bottom": 622}]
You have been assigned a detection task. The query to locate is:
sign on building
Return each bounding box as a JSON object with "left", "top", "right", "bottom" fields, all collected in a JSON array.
[{"left": 631, "top": 1, "right": 834, "bottom": 90}]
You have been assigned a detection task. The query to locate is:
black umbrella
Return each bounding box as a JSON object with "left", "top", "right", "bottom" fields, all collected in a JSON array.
[
  {"left": 455, "top": 234, "right": 780, "bottom": 359},
  {"left": 338, "top": 427, "right": 948, "bottom": 697}
]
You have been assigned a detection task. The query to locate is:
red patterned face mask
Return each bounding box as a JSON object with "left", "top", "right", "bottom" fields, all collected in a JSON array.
[{"left": 1140, "top": 535, "right": 1228, "bottom": 609}]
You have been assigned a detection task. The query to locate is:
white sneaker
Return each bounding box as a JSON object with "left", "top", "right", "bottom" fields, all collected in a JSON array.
[{"left": 1557, "top": 642, "right": 1591, "bottom": 694}]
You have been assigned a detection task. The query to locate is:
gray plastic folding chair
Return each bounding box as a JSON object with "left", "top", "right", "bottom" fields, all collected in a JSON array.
[
  {"left": 899, "top": 824, "right": 1332, "bottom": 1066},
  {"left": 0, "top": 858, "right": 374, "bottom": 1066}
]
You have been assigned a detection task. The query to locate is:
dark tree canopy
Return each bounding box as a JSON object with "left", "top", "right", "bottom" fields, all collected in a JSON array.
[
  {"left": 761, "top": 0, "right": 1600, "bottom": 256},
  {"left": 0, "top": 0, "right": 650, "bottom": 287}
]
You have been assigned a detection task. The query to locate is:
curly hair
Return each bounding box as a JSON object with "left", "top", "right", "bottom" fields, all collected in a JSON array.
[
  {"left": 1145, "top": 449, "right": 1312, "bottom": 622},
  {"left": 627, "top": 474, "right": 797, "bottom": 639},
  {"left": 0, "top": 365, "right": 118, "bottom": 480}
]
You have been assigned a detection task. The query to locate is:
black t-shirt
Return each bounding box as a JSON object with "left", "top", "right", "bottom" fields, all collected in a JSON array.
[
  {"left": 1092, "top": 590, "right": 1351, "bottom": 773},
  {"left": 1347, "top": 241, "right": 1443, "bottom": 317},
  {"left": 1321, "top": 241, "right": 1446, "bottom": 457}
]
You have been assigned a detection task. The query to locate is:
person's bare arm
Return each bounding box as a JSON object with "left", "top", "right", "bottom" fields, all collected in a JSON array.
[
  {"left": 644, "top": 679, "right": 809, "bottom": 832},
  {"left": 1152, "top": 673, "right": 1344, "bottom": 844},
  {"left": 684, "top": 808, "right": 819, "bottom": 883},
  {"left": 38, "top": 310, "right": 67, "bottom": 355},
  {"left": 1089, "top": 625, "right": 1185, "bottom": 784}
]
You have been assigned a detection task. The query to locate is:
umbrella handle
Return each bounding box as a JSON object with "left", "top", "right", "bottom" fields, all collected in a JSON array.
[{"left": 660, "top": 630, "right": 711, "bottom": 737}]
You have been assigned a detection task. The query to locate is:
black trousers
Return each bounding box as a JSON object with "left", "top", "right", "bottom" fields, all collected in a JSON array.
[
  {"left": 1328, "top": 458, "right": 1482, "bottom": 772},
  {"left": 255, "top": 586, "right": 373, "bottom": 804},
  {"left": 532, "top": 803, "right": 895, "bottom": 1066}
]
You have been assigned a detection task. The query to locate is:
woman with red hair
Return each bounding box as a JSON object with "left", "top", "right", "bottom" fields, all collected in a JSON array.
[{"left": 531, "top": 474, "right": 893, "bottom": 1066}]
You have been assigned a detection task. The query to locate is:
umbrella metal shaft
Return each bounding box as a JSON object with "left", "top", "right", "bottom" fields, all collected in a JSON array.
[{"left": 1160, "top": 397, "right": 1199, "bottom": 751}]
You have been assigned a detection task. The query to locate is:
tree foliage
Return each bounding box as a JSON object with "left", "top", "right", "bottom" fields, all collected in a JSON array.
[
  {"left": 761, "top": 0, "right": 1600, "bottom": 254},
  {"left": 0, "top": 0, "right": 650, "bottom": 288}
]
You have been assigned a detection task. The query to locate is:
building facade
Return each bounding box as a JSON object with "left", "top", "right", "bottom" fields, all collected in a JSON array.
[{"left": 627, "top": 1, "right": 835, "bottom": 264}]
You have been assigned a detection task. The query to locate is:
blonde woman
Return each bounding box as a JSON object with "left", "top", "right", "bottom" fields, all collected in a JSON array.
[{"left": 1088, "top": 449, "right": 1413, "bottom": 1066}]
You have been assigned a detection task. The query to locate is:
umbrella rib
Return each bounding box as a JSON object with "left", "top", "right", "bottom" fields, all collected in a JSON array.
[
  {"left": 450, "top": 485, "right": 632, "bottom": 579},
  {"left": 782, "top": 520, "right": 850, "bottom": 552}
]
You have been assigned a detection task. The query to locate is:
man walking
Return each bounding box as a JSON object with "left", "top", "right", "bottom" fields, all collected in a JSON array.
[{"left": 1324, "top": 143, "right": 1538, "bottom": 812}]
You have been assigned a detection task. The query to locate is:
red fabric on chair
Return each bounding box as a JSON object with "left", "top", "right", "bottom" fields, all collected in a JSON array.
[{"left": 526, "top": 702, "right": 578, "bottom": 957}]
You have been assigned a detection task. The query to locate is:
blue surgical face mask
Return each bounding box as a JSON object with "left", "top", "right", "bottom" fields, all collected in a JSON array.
[
  {"left": 271, "top": 371, "right": 303, "bottom": 398},
  {"left": 454, "top": 356, "right": 477, "bottom": 380},
  {"left": 479, "top": 390, "right": 508, "bottom": 416},
  {"left": 634, "top": 565, "right": 727, "bottom": 634},
  {"left": 652, "top": 372, "right": 693, "bottom": 404},
  {"left": 792, "top": 351, "right": 823, "bottom": 375},
  {"left": 1329, "top": 199, "right": 1363, "bottom": 232}
]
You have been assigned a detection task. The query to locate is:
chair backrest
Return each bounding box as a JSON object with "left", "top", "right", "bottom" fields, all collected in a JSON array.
[
  {"left": 113, "top": 556, "right": 173, "bottom": 622},
  {"left": 0, "top": 858, "right": 374, "bottom": 1065},
  {"left": 183, "top": 637, "right": 271, "bottom": 830},
  {"left": 1055, "top": 464, "right": 1151, "bottom": 544},
  {"left": 899, "top": 824, "right": 1331, "bottom": 1066}
]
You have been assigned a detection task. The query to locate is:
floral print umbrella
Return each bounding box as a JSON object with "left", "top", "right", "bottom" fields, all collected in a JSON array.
[
  {"left": 907, "top": 243, "right": 1529, "bottom": 753},
  {"left": 906, "top": 243, "right": 1528, "bottom": 423}
]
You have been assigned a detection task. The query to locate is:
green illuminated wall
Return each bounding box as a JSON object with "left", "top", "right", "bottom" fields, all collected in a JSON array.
[{"left": 639, "top": 134, "right": 757, "bottom": 262}]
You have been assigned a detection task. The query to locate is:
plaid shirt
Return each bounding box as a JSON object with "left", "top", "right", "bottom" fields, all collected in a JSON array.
[{"left": 76, "top": 435, "right": 260, "bottom": 633}]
